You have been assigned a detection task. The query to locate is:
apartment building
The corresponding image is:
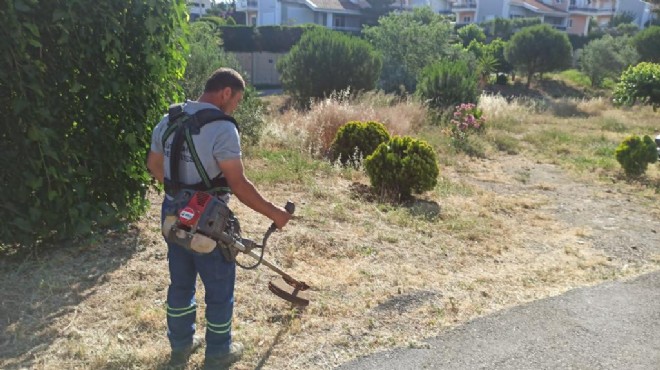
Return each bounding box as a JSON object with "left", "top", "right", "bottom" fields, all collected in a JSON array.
[
  {"left": 236, "top": 0, "right": 452, "bottom": 29},
  {"left": 451, "top": 0, "right": 655, "bottom": 36}
]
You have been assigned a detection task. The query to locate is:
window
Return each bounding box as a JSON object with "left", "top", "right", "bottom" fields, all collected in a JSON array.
[
  {"left": 334, "top": 15, "right": 345, "bottom": 28},
  {"left": 463, "top": 16, "right": 471, "bottom": 23},
  {"left": 568, "top": 19, "right": 573, "bottom": 27}
]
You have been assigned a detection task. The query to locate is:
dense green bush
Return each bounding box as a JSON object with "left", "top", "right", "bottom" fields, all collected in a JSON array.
[
  {"left": 416, "top": 58, "right": 479, "bottom": 110},
  {"left": 457, "top": 24, "right": 486, "bottom": 47},
  {"left": 277, "top": 27, "right": 382, "bottom": 107},
  {"left": 633, "top": 26, "right": 660, "bottom": 62},
  {"left": 220, "top": 24, "right": 320, "bottom": 52},
  {"left": 1, "top": 0, "right": 187, "bottom": 247},
  {"left": 615, "top": 135, "right": 658, "bottom": 177},
  {"left": 234, "top": 85, "right": 266, "bottom": 145},
  {"left": 613, "top": 62, "right": 660, "bottom": 111},
  {"left": 330, "top": 121, "right": 390, "bottom": 166},
  {"left": 364, "top": 136, "right": 439, "bottom": 201}
]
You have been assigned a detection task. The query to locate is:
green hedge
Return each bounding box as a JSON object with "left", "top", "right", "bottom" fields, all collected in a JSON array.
[
  {"left": 220, "top": 24, "right": 322, "bottom": 52},
  {"left": 0, "top": 0, "right": 187, "bottom": 247}
]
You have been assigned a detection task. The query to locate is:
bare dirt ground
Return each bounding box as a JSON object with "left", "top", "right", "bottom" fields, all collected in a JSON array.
[
  {"left": 457, "top": 155, "right": 660, "bottom": 265},
  {"left": 1, "top": 153, "right": 659, "bottom": 370}
]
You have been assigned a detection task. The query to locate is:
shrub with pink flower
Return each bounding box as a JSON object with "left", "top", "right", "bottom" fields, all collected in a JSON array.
[{"left": 450, "top": 103, "right": 486, "bottom": 137}]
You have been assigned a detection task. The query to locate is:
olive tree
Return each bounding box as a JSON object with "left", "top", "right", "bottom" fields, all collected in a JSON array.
[{"left": 579, "top": 35, "right": 639, "bottom": 87}]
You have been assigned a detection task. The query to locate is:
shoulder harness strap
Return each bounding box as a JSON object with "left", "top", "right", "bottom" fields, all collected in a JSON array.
[{"left": 164, "top": 104, "right": 239, "bottom": 196}]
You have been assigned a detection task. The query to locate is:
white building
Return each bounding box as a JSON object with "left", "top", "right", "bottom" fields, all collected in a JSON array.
[
  {"left": 188, "top": 0, "right": 214, "bottom": 21},
  {"left": 237, "top": 0, "right": 452, "bottom": 29}
]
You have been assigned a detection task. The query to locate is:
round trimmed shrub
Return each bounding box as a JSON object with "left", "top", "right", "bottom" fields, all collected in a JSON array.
[
  {"left": 364, "top": 136, "right": 439, "bottom": 201},
  {"left": 330, "top": 121, "right": 390, "bottom": 166},
  {"left": 615, "top": 135, "right": 658, "bottom": 177}
]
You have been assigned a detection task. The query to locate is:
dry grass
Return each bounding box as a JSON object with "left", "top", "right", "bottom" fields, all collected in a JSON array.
[
  {"left": 261, "top": 90, "right": 428, "bottom": 157},
  {"left": 2, "top": 92, "right": 660, "bottom": 370}
]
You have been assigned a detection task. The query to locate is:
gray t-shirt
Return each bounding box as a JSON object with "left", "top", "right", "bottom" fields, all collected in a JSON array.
[{"left": 150, "top": 101, "right": 241, "bottom": 190}]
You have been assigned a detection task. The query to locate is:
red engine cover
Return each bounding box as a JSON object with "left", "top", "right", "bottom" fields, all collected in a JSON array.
[{"left": 178, "top": 191, "right": 212, "bottom": 228}]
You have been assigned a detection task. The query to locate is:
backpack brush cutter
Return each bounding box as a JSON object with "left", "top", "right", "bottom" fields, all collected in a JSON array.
[{"left": 161, "top": 189, "right": 310, "bottom": 307}]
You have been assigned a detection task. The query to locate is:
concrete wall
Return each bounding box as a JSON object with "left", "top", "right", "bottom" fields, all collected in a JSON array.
[{"left": 233, "top": 52, "right": 285, "bottom": 86}]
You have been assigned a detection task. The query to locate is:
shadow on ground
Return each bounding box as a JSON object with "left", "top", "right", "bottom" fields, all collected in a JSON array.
[{"left": 0, "top": 225, "right": 146, "bottom": 368}]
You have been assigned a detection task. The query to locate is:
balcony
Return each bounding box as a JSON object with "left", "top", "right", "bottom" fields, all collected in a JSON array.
[
  {"left": 236, "top": 0, "right": 258, "bottom": 11},
  {"left": 568, "top": 6, "right": 615, "bottom": 15},
  {"left": 451, "top": 1, "right": 477, "bottom": 11}
]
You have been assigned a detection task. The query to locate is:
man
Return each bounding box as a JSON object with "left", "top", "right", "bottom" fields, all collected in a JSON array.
[{"left": 147, "top": 68, "right": 291, "bottom": 368}]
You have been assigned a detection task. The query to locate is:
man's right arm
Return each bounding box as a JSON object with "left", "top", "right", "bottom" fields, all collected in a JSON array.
[{"left": 218, "top": 158, "right": 291, "bottom": 229}]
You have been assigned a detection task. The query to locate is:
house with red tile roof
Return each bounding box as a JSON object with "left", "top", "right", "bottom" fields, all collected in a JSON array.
[{"left": 451, "top": 0, "right": 656, "bottom": 36}]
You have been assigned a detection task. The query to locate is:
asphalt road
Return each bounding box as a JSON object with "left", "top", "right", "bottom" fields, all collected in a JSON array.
[{"left": 337, "top": 271, "right": 660, "bottom": 370}]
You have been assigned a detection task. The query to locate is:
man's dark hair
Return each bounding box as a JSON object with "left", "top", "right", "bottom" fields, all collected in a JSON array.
[{"left": 204, "top": 68, "right": 245, "bottom": 93}]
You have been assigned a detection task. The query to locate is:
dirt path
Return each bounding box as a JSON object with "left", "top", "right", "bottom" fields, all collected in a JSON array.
[{"left": 457, "top": 155, "right": 660, "bottom": 265}]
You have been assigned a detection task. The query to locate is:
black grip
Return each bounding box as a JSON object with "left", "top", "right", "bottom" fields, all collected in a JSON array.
[{"left": 285, "top": 201, "right": 295, "bottom": 215}]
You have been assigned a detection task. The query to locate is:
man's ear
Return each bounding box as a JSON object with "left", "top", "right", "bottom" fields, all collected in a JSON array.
[{"left": 222, "top": 87, "right": 233, "bottom": 100}]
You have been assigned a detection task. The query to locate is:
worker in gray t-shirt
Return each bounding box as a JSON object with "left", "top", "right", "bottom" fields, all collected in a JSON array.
[{"left": 146, "top": 68, "right": 291, "bottom": 368}]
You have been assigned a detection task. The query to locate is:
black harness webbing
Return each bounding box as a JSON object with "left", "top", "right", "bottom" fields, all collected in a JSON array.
[{"left": 164, "top": 103, "right": 239, "bottom": 197}]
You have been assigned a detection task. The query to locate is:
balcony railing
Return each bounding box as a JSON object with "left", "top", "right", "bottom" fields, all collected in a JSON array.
[
  {"left": 568, "top": 6, "right": 615, "bottom": 14},
  {"left": 451, "top": 2, "right": 477, "bottom": 10}
]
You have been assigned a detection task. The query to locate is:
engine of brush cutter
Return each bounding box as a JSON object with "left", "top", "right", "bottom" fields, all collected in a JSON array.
[{"left": 162, "top": 189, "right": 240, "bottom": 254}]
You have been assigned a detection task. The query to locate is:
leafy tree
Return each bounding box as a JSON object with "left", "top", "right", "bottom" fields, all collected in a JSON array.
[
  {"left": 633, "top": 26, "right": 660, "bottom": 62},
  {"left": 505, "top": 24, "right": 572, "bottom": 88},
  {"left": 363, "top": 0, "right": 396, "bottom": 25},
  {"left": 466, "top": 39, "right": 485, "bottom": 59},
  {"left": 182, "top": 22, "right": 236, "bottom": 99},
  {"left": 1, "top": 0, "right": 187, "bottom": 246},
  {"left": 363, "top": 7, "right": 453, "bottom": 93},
  {"left": 457, "top": 24, "right": 486, "bottom": 47},
  {"left": 277, "top": 27, "right": 382, "bottom": 107},
  {"left": 485, "top": 38, "right": 513, "bottom": 75},
  {"left": 609, "top": 12, "right": 636, "bottom": 27},
  {"left": 482, "top": 17, "right": 541, "bottom": 40},
  {"left": 612, "top": 22, "right": 639, "bottom": 37},
  {"left": 613, "top": 62, "right": 660, "bottom": 111},
  {"left": 579, "top": 35, "right": 639, "bottom": 87}
]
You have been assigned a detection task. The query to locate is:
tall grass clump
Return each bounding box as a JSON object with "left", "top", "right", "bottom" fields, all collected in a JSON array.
[
  {"left": 478, "top": 94, "right": 536, "bottom": 133},
  {"left": 261, "top": 90, "right": 428, "bottom": 157}
]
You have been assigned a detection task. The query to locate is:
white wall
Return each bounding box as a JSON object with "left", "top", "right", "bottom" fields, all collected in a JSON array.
[
  {"left": 478, "top": 0, "right": 506, "bottom": 22},
  {"left": 284, "top": 4, "right": 316, "bottom": 24},
  {"left": 258, "top": 0, "right": 276, "bottom": 25},
  {"left": 617, "top": 0, "right": 652, "bottom": 28}
]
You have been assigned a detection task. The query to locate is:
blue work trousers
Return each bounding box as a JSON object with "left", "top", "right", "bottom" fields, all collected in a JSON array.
[{"left": 161, "top": 198, "right": 236, "bottom": 357}]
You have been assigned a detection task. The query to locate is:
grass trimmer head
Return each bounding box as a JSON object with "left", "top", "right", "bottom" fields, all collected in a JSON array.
[{"left": 268, "top": 276, "right": 310, "bottom": 307}]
